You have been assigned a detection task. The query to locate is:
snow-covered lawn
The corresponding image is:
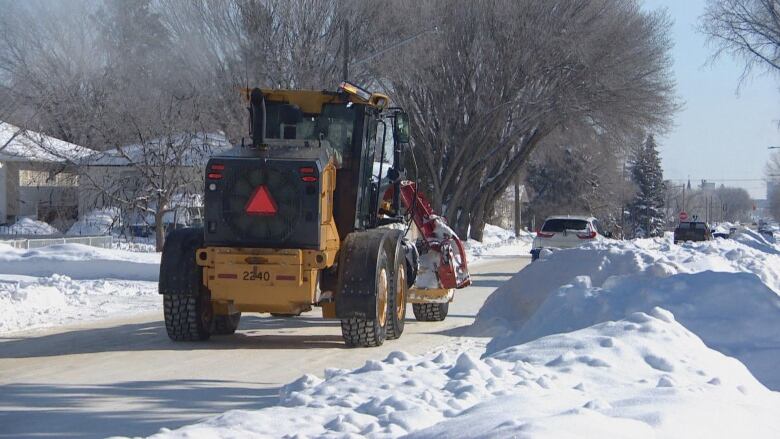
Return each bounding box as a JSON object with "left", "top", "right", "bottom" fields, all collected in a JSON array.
[{"left": 144, "top": 228, "right": 780, "bottom": 438}]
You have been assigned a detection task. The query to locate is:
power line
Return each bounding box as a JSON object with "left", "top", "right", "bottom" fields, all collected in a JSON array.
[{"left": 666, "top": 178, "right": 770, "bottom": 182}]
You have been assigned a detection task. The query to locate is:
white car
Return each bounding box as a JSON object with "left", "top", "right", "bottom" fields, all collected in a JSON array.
[{"left": 530, "top": 216, "right": 605, "bottom": 261}]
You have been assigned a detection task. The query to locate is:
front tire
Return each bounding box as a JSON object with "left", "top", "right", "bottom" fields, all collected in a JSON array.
[
  {"left": 163, "top": 293, "right": 213, "bottom": 341},
  {"left": 412, "top": 302, "right": 449, "bottom": 322}
]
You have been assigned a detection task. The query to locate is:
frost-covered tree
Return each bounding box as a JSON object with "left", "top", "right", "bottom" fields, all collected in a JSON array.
[{"left": 629, "top": 135, "right": 666, "bottom": 237}]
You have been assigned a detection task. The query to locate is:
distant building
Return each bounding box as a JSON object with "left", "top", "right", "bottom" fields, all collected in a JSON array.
[
  {"left": 0, "top": 122, "right": 94, "bottom": 229},
  {"left": 78, "top": 132, "right": 233, "bottom": 232},
  {"left": 700, "top": 179, "right": 716, "bottom": 191},
  {"left": 767, "top": 179, "right": 780, "bottom": 201}
]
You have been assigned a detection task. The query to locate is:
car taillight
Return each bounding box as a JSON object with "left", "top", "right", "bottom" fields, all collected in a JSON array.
[
  {"left": 537, "top": 231, "right": 555, "bottom": 238},
  {"left": 577, "top": 231, "right": 597, "bottom": 239}
]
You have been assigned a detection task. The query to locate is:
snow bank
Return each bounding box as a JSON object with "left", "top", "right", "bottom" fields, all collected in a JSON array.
[
  {"left": 66, "top": 208, "right": 120, "bottom": 236},
  {"left": 0, "top": 243, "right": 160, "bottom": 280},
  {"left": 147, "top": 310, "right": 780, "bottom": 439},
  {"left": 0, "top": 218, "right": 60, "bottom": 235},
  {"left": 0, "top": 275, "right": 158, "bottom": 333},
  {"left": 0, "top": 242, "right": 161, "bottom": 333},
  {"left": 474, "top": 235, "right": 780, "bottom": 389}
]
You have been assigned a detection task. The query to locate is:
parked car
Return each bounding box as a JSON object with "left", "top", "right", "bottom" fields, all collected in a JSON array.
[
  {"left": 530, "top": 216, "right": 605, "bottom": 261},
  {"left": 673, "top": 221, "right": 712, "bottom": 244}
]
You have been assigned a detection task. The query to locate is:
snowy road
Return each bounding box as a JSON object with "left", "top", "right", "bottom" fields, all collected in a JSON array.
[{"left": 0, "top": 255, "right": 530, "bottom": 439}]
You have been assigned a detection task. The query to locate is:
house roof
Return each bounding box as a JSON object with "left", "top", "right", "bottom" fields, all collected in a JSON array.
[
  {"left": 0, "top": 122, "right": 95, "bottom": 163},
  {"left": 86, "top": 132, "right": 233, "bottom": 167}
]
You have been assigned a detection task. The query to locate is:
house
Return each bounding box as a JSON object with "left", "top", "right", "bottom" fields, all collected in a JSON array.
[
  {"left": 78, "top": 132, "right": 232, "bottom": 233},
  {"left": 0, "top": 122, "right": 94, "bottom": 230}
]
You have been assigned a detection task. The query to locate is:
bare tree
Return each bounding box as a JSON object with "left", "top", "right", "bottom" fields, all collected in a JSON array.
[
  {"left": 701, "top": 0, "right": 780, "bottom": 78},
  {"left": 78, "top": 95, "right": 216, "bottom": 251},
  {"left": 383, "top": 0, "right": 676, "bottom": 239},
  {"left": 158, "top": 0, "right": 383, "bottom": 142},
  {"left": 524, "top": 126, "right": 637, "bottom": 234}
]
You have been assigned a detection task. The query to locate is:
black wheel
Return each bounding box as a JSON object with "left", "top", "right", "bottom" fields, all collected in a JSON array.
[
  {"left": 159, "top": 228, "right": 213, "bottom": 341},
  {"left": 341, "top": 246, "right": 389, "bottom": 347},
  {"left": 270, "top": 312, "right": 301, "bottom": 317},
  {"left": 386, "top": 254, "right": 407, "bottom": 340},
  {"left": 213, "top": 312, "right": 241, "bottom": 335},
  {"left": 412, "top": 302, "right": 449, "bottom": 322},
  {"left": 163, "top": 293, "right": 213, "bottom": 341}
]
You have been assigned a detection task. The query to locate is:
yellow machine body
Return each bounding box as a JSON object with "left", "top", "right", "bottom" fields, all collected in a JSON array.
[{"left": 197, "top": 160, "right": 339, "bottom": 316}]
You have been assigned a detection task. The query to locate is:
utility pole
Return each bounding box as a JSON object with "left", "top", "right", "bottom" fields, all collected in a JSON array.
[
  {"left": 514, "top": 173, "right": 521, "bottom": 236},
  {"left": 342, "top": 19, "right": 350, "bottom": 81}
]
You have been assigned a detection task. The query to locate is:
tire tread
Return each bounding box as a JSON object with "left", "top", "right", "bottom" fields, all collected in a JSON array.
[{"left": 412, "top": 302, "right": 449, "bottom": 322}]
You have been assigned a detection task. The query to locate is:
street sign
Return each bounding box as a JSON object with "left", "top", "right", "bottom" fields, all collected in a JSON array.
[{"left": 679, "top": 211, "right": 688, "bottom": 221}]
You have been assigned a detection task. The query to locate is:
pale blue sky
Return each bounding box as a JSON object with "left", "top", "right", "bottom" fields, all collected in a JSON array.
[{"left": 644, "top": 0, "right": 780, "bottom": 199}]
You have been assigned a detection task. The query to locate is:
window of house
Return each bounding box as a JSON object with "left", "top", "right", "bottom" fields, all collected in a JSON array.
[{"left": 19, "top": 170, "right": 78, "bottom": 187}]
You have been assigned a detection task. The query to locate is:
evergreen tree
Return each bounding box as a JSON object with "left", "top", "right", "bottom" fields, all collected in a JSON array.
[{"left": 629, "top": 135, "right": 666, "bottom": 237}]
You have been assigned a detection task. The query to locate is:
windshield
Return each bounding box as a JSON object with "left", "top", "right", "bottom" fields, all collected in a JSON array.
[
  {"left": 264, "top": 102, "right": 357, "bottom": 162},
  {"left": 542, "top": 219, "right": 589, "bottom": 232}
]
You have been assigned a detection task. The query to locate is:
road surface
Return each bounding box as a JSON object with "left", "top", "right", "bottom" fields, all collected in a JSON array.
[{"left": 0, "top": 255, "right": 529, "bottom": 438}]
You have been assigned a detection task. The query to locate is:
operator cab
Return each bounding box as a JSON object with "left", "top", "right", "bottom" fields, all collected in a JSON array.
[{"left": 203, "top": 82, "right": 409, "bottom": 249}]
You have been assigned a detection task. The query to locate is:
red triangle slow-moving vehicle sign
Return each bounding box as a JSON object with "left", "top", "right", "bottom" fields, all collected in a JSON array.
[{"left": 244, "top": 185, "right": 278, "bottom": 216}]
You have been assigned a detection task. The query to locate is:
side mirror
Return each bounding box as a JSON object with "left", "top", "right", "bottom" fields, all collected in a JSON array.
[{"left": 394, "top": 112, "right": 411, "bottom": 144}]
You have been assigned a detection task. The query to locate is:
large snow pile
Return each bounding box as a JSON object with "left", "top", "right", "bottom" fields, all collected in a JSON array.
[
  {"left": 474, "top": 233, "right": 780, "bottom": 390},
  {"left": 0, "top": 243, "right": 159, "bottom": 280},
  {"left": 148, "top": 309, "right": 780, "bottom": 439},
  {"left": 0, "top": 218, "right": 60, "bottom": 235},
  {"left": 0, "top": 274, "right": 157, "bottom": 333},
  {"left": 0, "top": 243, "right": 161, "bottom": 333},
  {"left": 66, "top": 208, "right": 120, "bottom": 236}
]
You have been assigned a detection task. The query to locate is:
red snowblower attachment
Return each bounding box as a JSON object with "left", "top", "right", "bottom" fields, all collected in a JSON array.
[{"left": 392, "top": 181, "right": 471, "bottom": 290}]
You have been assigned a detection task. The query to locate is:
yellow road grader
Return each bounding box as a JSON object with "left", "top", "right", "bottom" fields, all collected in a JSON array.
[{"left": 159, "top": 82, "right": 470, "bottom": 347}]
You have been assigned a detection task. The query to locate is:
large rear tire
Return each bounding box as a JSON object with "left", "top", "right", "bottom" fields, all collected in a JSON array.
[
  {"left": 341, "top": 246, "right": 389, "bottom": 347},
  {"left": 159, "top": 228, "right": 213, "bottom": 341},
  {"left": 163, "top": 293, "right": 213, "bottom": 341},
  {"left": 213, "top": 312, "right": 241, "bottom": 335},
  {"left": 412, "top": 302, "right": 449, "bottom": 322}
]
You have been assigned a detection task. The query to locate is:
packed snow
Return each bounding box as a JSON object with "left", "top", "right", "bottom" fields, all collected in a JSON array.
[{"left": 141, "top": 226, "right": 780, "bottom": 438}]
